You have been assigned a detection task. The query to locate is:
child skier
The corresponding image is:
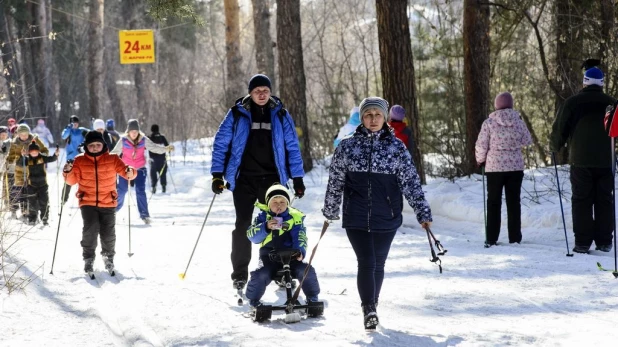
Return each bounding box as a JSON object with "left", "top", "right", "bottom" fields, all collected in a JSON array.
[
  {"left": 245, "top": 184, "right": 320, "bottom": 314},
  {"left": 20, "top": 141, "right": 59, "bottom": 225},
  {"left": 63, "top": 131, "right": 135, "bottom": 275}
]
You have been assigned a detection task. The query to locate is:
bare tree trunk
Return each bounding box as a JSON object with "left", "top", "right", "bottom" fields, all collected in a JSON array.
[
  {"left": 88, "top": 0, "right": 104, "bottom": 120},
  {"left": 599, "top": 0, "right": 614, "bottom": 86},
  {"left": 277, "top": 0, "right": 313, "bottom": 172},
  {"left": 463, "top": 0, "right": 490, "bottom": 175},
  {"left": 0, "top": 6, "right": 26, "bottom": 119},
  {"left": 104, "top": 39, "right": 125, "bottom": 125},
  {"left": 224, "top": 0, "right": 244, "bottom": 104},
  {"left": 375, "top": 0, "right": 425, "bottom": 184},
  {"left": 251, "top": 0, "right": 276, "bottom": 93},
  {"left": 554, "top": 0, "right": 584, "bottom": 164}
]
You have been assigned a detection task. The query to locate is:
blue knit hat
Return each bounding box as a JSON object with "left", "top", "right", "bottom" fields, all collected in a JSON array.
[
  {"left": 583, "top": 67, "right": 604, "bottom": 86},
  {"left": 359, "top": 97, "right": 389, "bottom": 122},
  {"left": 389, "top": 105, "right": 406, "bottom": 121},
  {"left": 248, "top": 74, "right": 272, "bottom": 92}
]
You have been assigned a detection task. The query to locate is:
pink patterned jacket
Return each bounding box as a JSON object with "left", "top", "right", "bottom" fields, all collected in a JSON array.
[{"left": 475, "top": 108, "right": 532, "bottom": 172}]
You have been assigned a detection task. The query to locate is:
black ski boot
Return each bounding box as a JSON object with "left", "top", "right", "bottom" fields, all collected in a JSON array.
[
  {"left": 84, "top": 258, "right": 95, "bottom": 279},
  {"left": 162, "top": 185, "right": 166, "bottom": 193},
  {"left": 362, "top": 303, "right": 379, "bottom": 330},
  {"left": 103, "top": 255, "right": 115, "bottom": 275},
  {"left": 234, "top": 279, "right": 246, "bottom": 306},
  {"left": 151, "top": 186, "right": 156, "bottom": 194}
]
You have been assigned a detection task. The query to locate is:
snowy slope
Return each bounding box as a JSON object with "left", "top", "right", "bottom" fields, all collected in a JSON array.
[{"left": 2, "top": 141, "right": 618, "bottom": 347}]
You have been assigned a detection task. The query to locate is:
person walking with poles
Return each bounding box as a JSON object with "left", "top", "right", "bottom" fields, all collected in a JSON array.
[
  {"left": 63, "top": 131, "right": 135, "bottom": 275},
  {"left": 550, "top": 66, "right": 616, "bottom": 254},
  {"left": 475, "top": 92, "right": 532, "bottom": 246},
  {"left": 106, "top": 119, "right": 121, "bottom": 149},
  {"left": 211, "top": 74, "right": 306, "bottom": 292},
  {"left": 61, "top": 115, "right": 88, "bottom": 204},
  {"left": 322, "top": 97, "right": 433, "bottom": 330},
  {"left": 1, "top": 126, "right": 11, "bottom": 209},
  {"left": 20, "top": 141, "right": 59, "bottom": 225},
  {"left": 147, "top": 124, "right": 169, "bottom": 194},
  {"left": 111, "top": 119, "right": 174, "bottom": 224}
]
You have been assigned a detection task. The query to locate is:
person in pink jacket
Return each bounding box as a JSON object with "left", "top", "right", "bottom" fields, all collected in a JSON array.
[
  {"left": 475, "top": 92, "right": 532, "bottom": 245},
  {"left": 110, "top": 119, "right": 174, "bottom": 224}
]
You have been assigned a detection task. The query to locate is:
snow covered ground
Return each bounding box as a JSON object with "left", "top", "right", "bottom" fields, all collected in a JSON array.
[{"left": 2, "top": 140, "right": 618, "bottom": 346}]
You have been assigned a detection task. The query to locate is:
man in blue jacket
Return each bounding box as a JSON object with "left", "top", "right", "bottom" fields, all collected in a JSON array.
[
  {"left": 61, "top": 115, "right": 88, "bottom": 204},
  {"left": 211, "top": 74, "right": 305, "bottom": 290}
]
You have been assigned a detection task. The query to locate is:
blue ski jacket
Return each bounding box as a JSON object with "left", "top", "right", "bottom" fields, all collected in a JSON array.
[
  {"left": 211, "top": 96, "right": 304, "bottom": 191},
  {"left": 61, "top": 126, "right": 89, "bottom": 160}
]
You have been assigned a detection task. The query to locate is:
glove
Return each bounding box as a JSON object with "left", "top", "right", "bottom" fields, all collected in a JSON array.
[
  {"left": 293, "top": 177, "right": 305, "bottom": 198},
  {"left": 321, "top": 208, "right": 340, "bottom": 221},
  {"left": 212, "top": 173, "right": 225, "bottom": 194},
  {"left": 167, "top": 145, "right": 175, "bottom": 152},
  {"left": 63, "top": 162, "right": 73, "bottom": 173}
]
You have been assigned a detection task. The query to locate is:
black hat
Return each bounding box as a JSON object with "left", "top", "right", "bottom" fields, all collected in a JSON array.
[
  {"left": 265, "top": 183, "right": 291, "bottom": 206},
  {"left": 151, "top": 124, "right": 159, "bottom": 133},
  {"left": 28, "top": 140, "right": 40, "bottom": 152},
  {"left": 127, "top": 119, "right": 140, "bottom": 132},
  {"left": 84, "top": 130, "right": 105, "bottom": 146},
  {"left": 248, "top": 74, "right": 272, "bottom": 93},
  {"left": 70, "top": 115, "right": 79, "bottom": 123},
  {"left": 0, "top": 126, "right": 7, "bottom": 134}
]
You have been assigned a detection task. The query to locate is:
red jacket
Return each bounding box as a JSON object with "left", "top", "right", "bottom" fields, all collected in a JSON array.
[{"left": 64, "top": 151, "right": 134, "bottom": 208}]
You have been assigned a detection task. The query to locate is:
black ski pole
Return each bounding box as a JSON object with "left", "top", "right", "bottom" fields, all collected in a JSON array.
[
  {"left": 50, "top": 174, "right": 68, "bottom": 275},
  {"left": 482, "top": 165, "right": 489, "bottom": 248},
  {"left": 127, "top": 171, "right": 134, "bottom": 257},
  {"left": 427, "top": 226, "right": 447, "bottom": 256},
  {"left": 179, "top": 193, "right": 217, "bottom": 279},
  {"left": 552, "top": 152, "right": 573, "bottom": 257},
  {"left": 425, "top": 226, "right": 443, "bottom": 273},
  {"left": 292, "top": 220, "right": 330, "bottom": 302}
]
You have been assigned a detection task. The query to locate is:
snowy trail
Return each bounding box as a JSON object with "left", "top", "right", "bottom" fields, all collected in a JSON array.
[{"left": 3, "top": 146, "right": 618, "bottom": 346}]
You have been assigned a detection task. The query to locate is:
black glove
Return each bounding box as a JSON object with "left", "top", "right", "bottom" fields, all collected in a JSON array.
[
  {"left": 1, "top": 145, "right": 6, "bottom": 154},
  {"left": 212, "top": 173, "right": 225, "bottom": 194},
  {"left": 293, "top": 177, "right": 305, "bottom": 198}
]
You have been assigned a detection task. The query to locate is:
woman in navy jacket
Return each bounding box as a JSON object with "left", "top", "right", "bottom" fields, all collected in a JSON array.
[{"left": 322, "top": 97, "right": 432, "bottom": 330}]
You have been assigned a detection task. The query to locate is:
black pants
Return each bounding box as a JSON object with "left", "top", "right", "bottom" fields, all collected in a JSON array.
[
  {"left": 80, "top": 206, "right": 117, "bottom": 260},
  {"left": 27, "top": 184, "right": 49, "bottom": 223},
  {"left": 486, "top": 171, "right": 524, "bottom": 244},
  {"left": 150, "top": 156, "right": 167, "bottom": 188},
  {"left": 230, "top": 174, "right": 280, "bottom": 282},
  {"left": 63, "top": 183, "right": 72, "bottom": 204},
  {"left": 570, "top": 166, "right": 613, "bottom": 247},
  {"left": 345, "top": 229, "right": 397, "bottom": 306}
]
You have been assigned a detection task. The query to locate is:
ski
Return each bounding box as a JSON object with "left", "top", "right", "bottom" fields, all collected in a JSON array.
[{"left": 596, "top": 261, "right": 618, "bottom": 276}]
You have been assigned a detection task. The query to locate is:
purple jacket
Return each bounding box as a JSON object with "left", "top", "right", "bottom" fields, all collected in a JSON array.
[{"left": 475, "top": 108, "right": 532, "bottom": 172}]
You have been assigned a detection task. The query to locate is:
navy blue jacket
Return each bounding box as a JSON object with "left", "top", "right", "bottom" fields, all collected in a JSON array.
[
  {"left": 323, "top": 125, "right": 432, "bottom": 231},
  {"left": 211, "top": 96, "right": 304, "bottom": 191}
]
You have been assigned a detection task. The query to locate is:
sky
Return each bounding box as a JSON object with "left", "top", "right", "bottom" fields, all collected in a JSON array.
[{"left": 2, "top": 139, "right": 618, "bottom": 347}]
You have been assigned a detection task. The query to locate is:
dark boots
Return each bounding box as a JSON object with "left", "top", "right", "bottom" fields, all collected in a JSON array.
[
  {"left": 162, "top": 185, "right": 166, "bottom": 193},
  {"left": 362, "top": 303, "right": 379, "bottom": 330},
  {"left": 151, "top": 186, "right": 156, "bottom": 194},
  {"left": 84, "top": 258, "right": 94, "bottom": 273}
]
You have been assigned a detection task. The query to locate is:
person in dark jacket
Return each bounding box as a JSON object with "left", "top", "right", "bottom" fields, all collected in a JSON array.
[
  {"left": 61, "top": 115, "right": 89, "bottom": 204},
  {"left": 21, "top": 141, "right": 58, "bottom": 225},
  {"left": 106, "top": 119, "right": 120, "bottom": 149},
  {"left": 148, "top": 124, "right": 169, "bottom": 194},
  {"left": 245, "top": 184, "right": 320, "bottom": 314},
  {"left": 211, "top": 74, "right": 306, "bottom": 291},
  {"left": 322, "top": 97, "right": 433, "bottom": 330},
  {"left": 550, "top": 67, "right": 617, "bottom": 254},
  {"left": 388, "top": 105, "right": 415, "bottom": 156},
  {"left": 92, "top": 119, "right": 115, "bottom": 150}
]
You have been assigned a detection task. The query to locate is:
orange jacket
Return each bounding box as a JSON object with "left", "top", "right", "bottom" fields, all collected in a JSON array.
[{"left": 64, "top": 151, "right": 134, "bottom": 208}]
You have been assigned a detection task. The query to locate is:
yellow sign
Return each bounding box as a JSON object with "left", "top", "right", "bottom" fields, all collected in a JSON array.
[{"left": 119, "top": 30, "right": 155, "bottom": 64}]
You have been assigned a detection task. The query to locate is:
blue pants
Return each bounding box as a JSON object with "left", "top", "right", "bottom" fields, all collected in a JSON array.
[
  {"left": 116, "top": 167, "right": 149, "bottom": 219},
  {"left": 345, "top": 229, "right": 397, "bottom": 306},
  {"left": 245, "top": 256, "right": 320, "bottom": 306}
]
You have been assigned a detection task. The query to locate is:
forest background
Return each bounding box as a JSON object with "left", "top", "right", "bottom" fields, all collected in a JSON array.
[{"left": 1, "top": 0, "right": 615, "bottom": 181}]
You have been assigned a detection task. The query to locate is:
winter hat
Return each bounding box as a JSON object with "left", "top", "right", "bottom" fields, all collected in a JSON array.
[
  {"left": 127, "top": 119, "right": 140, "bottom": 132},
  {"left": 583, "top": 67, "right": 604, "bottom": 86},
  {"left": 84, "top": 130, "right": 105, "bottom": 146},
  {"left": 106, "top": 119, "right": 115, "bottom": 131},
  {"left": 28, "top": 140, "right": 40, "bottom": 152},
  {"left": 37, "top": 119, "right": 45, "bottom": 126},
  {"left": 93, "top": 119, "right": 105, "bottom": 131},
  {"left": 0, "top": 126, "right": 7, "bottom": 134},
  {"left": 248, "top": 74, "right": 272, "bottom": 93},
  {"left": 151, "top": 124, "right": 159, "bottom": 133},
  {"left": 16, "top": 124, "right": 30, "bottom": 134},
  {"left": 265, "top": 183, "right": 291, "bottom": 207},
  {"left": 389, "top": 105, "right": 406, "bottom": 121},
  {"left": 70, "top": 115, "right": 79, "bottom": 123},
  {"left": 348, "top": 107, "right": 361, "bottom": 126},
  {"left": 359, "top": 97, "right": 389, "bottom": 122},
  {"left": 494, "top": 92, "right": 514, "bottom": 110}
]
